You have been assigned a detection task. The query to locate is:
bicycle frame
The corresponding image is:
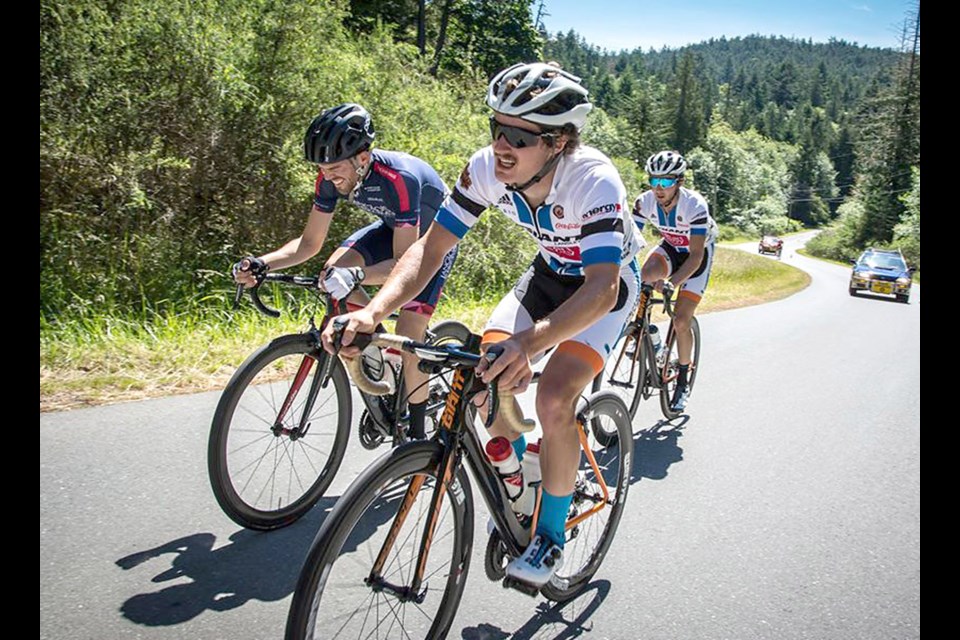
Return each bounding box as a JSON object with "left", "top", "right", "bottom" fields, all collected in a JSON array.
[
  {"left": 240, "top": 274, "right": 445, "bottom": 444},
  {"left": 364, "top": 334, "right": 616, "bottom": 598}
]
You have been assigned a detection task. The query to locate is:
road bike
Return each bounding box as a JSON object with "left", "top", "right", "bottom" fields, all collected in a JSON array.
[
  {"left": 285, "top": 328, "right": 633, "bottom": 639},
  {"left": 592, "top": 281, "right": 701, "bottom": 421},
  {"left": 207, "top": 273, "right": 470, "bottom": 531}
]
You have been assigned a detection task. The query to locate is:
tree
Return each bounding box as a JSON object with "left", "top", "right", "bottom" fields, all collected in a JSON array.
[
  {"left": 856, "top": 1, "right": 920, "bottom": 245},
  {"left": 667, "top": 51, "right": 707, "bottom": 152}
]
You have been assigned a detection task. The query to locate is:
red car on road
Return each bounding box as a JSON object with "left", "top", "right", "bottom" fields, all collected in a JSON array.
[{"left": 758, "top": 235, "right": 783, "bottom": 258}]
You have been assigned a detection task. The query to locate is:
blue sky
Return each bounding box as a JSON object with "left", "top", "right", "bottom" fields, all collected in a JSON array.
[{"left": 538, "top": 0, "right": 914, "bottom": 51}]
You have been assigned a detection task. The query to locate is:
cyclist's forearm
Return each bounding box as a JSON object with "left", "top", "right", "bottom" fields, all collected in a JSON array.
[
  {"left": 356, "top": 259, "right": 398, "bottom": 285},
  {"left": 258, "top": 237, "right": 323, "bottom": 271},
  {"left": 669, "top": 238, "right": 706, "bottom": 286},
  {"left": 516, "top": 265, "right": 620, "bottom": 356}
]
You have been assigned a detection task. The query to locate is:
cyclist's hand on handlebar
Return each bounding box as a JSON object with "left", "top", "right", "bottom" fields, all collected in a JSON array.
[
  {"left": 321, "top": 309, "right": 376, "bottom": 357},
  {"left": 478, "top": 338, "right": 534, "bottom": 394},
  {"left": 232, "top": 256, "right": 268, "bottom": 288},
  {"left": 320, "top": 266, "right": 365, "bottom": 300}
]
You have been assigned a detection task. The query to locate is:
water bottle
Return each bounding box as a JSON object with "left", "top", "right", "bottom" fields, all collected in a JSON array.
[
  {"left": 361, "top": 343, "right": 385, "bottom": 381},
  {"left": 518, "top": 440, "right": 542, "bottom": 517},
  {"left": 649, "top": 324, "right": 662, "bottom": 357},
  {"left": 486, "top": 436, "right": 525, "bottom": 504}
]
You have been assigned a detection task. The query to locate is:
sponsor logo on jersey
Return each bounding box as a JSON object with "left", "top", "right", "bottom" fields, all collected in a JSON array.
[
  {"left": 375, "top": 165, "right": 399, "bottom": 181},
  {"left": 553, "top": 204, "right": 565, "bottom": 219},
  {"left": 357, "top": 202, "right": 398, "bottom": 221},
  {"left": 583, "top": 202, "right": 621, "bottom": 220},
  {"left": 661, "top": 230, "right": 690, "bottom": 247},
  {"left": 497, "top": 193, "right": 512, "bottom": 206},
  {"left": 555, "top": 221, "right": 581, "bottom": 230},
  {"left": 459, "top": 164, "right": 472, "bottom": 190},
  {"left": 545, "top": 245, "right": 582, "bottom": 260}
]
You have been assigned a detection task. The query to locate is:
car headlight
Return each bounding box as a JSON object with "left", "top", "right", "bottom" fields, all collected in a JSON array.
[
  {"left": 852, "top": 273, "right": 869, "bottom": 281},
  {"left": 897, "top": 277, "right": 911, "bottom": 285}
]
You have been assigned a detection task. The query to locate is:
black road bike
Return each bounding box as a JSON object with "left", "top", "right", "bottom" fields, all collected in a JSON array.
[
  {"left": 208, "top": 273, "right": 470, "bottom": 530},
  {"left": 592, "top": 282, "right": 701, "bottom": 421},
  {"left": 285, "top": 329, "right": 634, "bottom": 639}
]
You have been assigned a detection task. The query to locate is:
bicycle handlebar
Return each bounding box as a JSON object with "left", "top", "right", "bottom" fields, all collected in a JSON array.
[
  {"left": 234, "top": 273, "right": 323, "bottom": 318},
  {"left": 337, "top": 330, "right": 535, "bottom": 435}
]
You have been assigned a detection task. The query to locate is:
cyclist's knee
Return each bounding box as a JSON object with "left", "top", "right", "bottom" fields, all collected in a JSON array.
[{"left": 535, "top": 388, "right": 578, "bottom": 436}]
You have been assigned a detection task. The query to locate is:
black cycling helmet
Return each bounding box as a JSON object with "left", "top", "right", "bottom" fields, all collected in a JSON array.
[{"left": 303, "top": 103, "right": 375, "bottom": 164}]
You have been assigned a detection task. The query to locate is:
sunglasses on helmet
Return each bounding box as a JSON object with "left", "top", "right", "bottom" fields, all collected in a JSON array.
[{"left": 489, "top": 116, "right": 558, "bottom": 149}]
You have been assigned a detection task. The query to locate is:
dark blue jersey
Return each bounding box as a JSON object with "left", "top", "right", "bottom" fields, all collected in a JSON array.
[{"left": 313, "top": 150, "right": 449, "bottom": 234}]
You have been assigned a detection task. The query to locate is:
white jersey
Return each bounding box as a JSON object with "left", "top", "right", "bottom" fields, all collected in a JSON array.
[
  {"left": 435, "top": 145, "right": 643, "bottom": 277},
  {"left": 632, "top": 187, "right": 718, "bottom": 251}
]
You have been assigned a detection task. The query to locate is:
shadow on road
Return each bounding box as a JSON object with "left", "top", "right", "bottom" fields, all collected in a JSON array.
[
  {"left": 629, "top": 416, "right": 688, "bottom": 484},
  {"left": 114, "top": 496, "right": 339, "bottom": 626},
  {"left": 460, "top": 580, "right": 611, "bottom": 640}
]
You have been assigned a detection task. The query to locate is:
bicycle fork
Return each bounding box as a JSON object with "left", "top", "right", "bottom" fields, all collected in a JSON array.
[
  {"left": 273, "top": 348, "right": 329, "bottom": 440},
  {"left": 366, "top": 440, "right": 458, "bottom": 604}
]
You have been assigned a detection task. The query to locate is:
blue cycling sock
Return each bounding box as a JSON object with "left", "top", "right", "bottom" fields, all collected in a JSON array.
[
  {"left": 511, "top": 434, "right": 526, "bottom": 462},
  {"left": 536, "top": 489, "right": 573, "bottom": 548}
]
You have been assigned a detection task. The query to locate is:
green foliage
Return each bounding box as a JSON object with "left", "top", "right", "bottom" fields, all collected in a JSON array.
[
  {"left": 686, "top": 122, "right": 793, "bottom": 231},
  {"left": 39, "top": 0, "right": 501, "bottom": 321},
  {"left": 804, "top": 200, "right": 866, "bottom": 262},
  {"left": 893, "top": 167, "right": 920, "bottom": 268}
]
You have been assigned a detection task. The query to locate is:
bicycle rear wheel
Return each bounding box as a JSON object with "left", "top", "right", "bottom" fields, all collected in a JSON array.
[
  {"left": 208, "top": 333, "right": 350, "bottom": 530},
  {"left": 286, "top": 442, "right": 473, "bottom": 639},
  {"left": 659, "top": 316, "right": 701, "bottom": 420},
  {"left": 542, "top": 391, "right": 633, "bottom": 602}
]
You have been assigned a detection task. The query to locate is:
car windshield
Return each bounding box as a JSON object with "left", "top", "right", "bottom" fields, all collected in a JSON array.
[
  {"left": 762, "top": 236, "right": 778, "bottom": 243},
  {"left": 860, "top": 254, "right": 906, "bottom": 270}
]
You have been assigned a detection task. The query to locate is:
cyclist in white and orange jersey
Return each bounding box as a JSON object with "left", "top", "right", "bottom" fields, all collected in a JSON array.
[
  {"left": 323, "top": 62, "right": 644, "bottom": 588},
  {"left": 632, "top": 150, "right": 718, "bottom": 412}
]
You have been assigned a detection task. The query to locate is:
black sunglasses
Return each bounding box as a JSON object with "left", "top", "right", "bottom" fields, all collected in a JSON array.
[{"left": 489, "top": 116, "right": 558, "bottom": 149}]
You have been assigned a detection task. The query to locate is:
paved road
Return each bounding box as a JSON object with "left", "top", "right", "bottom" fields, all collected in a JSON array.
[{"left": 40, "top": 235, "right": 920, "bottom": 639}]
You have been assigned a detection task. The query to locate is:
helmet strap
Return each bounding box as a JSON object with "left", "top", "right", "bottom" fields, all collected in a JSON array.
[{"left": 506, "top": 150, "right": 563, "bottom": 193}]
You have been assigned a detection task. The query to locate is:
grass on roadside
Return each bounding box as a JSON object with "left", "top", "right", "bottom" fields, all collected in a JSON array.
[{"left": 40, "top": 247, "right": 809, "bottom": 412}]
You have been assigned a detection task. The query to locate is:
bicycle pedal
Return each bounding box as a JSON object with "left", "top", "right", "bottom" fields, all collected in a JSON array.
[{"left": 501, "top": 576, "right": 540, "bottom": 598}]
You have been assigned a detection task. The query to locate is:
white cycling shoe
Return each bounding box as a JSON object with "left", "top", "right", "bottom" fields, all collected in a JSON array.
[{"left": 505, "top": 534, "right": 563, "bottom": 587}]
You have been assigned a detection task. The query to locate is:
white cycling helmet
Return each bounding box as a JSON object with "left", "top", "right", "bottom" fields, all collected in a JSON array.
[
  {"left": 486, "top": 62, "right": 593, "bottom": 131},
  {"left": 645, "top": 150, "right": 688, "bottom": 177}
]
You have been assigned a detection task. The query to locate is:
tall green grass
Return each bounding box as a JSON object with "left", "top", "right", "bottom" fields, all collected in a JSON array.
[{"left": 41, "top": 247, "right": 809, "bottom": 411}]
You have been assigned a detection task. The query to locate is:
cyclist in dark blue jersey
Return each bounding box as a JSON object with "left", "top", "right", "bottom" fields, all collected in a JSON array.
[{"left": 233, "top": 103, "right": 458, "bottom": 439}]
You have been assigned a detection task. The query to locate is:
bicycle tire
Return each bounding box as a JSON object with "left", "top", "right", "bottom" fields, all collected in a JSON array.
[
  {"left": 208, "top": 333, "right": 351, "bottom": 530},
  {"left": 541, "top": 391, "right": 633, "bottom": 602},
  {"left": 591, "top": 330, "right": 650, "bottom": 446},
  {"left": 659, "top": 316, "right": 701, "bottom": 419},
  {"left": 286, "top": 441, "right": 474, "bottom": 640}
]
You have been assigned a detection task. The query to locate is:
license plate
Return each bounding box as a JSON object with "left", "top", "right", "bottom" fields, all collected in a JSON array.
[{"left": 871, "top": 281, "right": 893, "bottom": 294}]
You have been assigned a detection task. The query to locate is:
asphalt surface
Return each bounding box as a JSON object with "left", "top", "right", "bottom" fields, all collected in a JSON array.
[{"left": 40, "top": 232, "right": 920, "bottom": 639}]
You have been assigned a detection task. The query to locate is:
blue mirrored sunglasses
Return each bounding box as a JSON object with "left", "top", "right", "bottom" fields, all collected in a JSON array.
[{"left": 649, "top": 177, "right": 679, "bottom": 188}]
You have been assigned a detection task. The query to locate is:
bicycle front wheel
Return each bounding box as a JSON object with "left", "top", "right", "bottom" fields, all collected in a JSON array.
[
  {"left": 208, "top": 333, "right": 351, "bottom": 530},
  {"left": 659, "top": 316, "right": 701, "bottom": 420},
  {"left": 286, "top": 442, "right": 474, "bottom": 640},
  {"left": 592, "top": 329, "right": 649, "bottom": 424},
  {"left": 542, "top": 391, "right": 634, "bottom": 602}
]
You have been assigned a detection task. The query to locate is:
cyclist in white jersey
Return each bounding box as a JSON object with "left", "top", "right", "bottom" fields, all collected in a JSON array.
[
  {"left": 323, "top": 62, "right": 643, "bottom": 588},
  {"left": 632, "top": 150, "right": 718, "bottom": 412}
]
